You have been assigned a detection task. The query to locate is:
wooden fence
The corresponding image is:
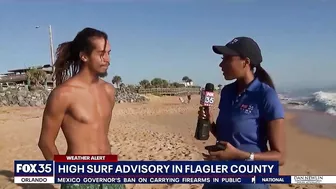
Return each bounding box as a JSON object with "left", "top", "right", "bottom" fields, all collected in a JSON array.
[{"left": 138, "top": 87, "right": 201, "bottom": 96}]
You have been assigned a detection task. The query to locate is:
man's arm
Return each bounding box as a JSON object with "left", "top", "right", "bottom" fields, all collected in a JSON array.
[
  {"left": 38, "top": 87, "right": 69, "bottom": 160},
  {"left": 105, "top": 82, "right": 116, "bottom": 108}
]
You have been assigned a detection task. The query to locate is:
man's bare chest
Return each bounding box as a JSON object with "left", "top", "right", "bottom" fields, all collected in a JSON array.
[{"left": 67, "top": 94, "right": 113, "bottom": 124}]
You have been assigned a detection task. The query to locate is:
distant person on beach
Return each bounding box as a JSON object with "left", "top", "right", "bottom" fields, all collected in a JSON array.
[
  {"left": 37, "top": 28, "right": 125, "bottom": 189},
  {"left": 187, "top": 92, "right": 191, "bottom": 103},
  {"left": 200, "top": 37, "right": 285, "bottom": 189}
]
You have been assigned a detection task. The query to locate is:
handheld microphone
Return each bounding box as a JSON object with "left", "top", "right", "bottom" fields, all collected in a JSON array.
[{"left": 194, "top": 83, "right": 215, "bottom": 140}]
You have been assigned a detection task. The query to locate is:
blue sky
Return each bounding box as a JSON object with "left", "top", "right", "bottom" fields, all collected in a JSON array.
[{"left": 0, "top": 0, "right": 335, "bottom": 92}]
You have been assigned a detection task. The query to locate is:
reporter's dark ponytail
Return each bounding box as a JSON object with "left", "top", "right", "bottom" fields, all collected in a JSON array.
[{"left": 255, "top": 65, "right": 276, "bottom": 90}]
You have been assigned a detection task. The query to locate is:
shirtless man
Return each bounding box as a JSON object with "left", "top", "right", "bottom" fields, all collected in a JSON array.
[{"left": 38, "top": 27, "right": 125, "bottom": 189}]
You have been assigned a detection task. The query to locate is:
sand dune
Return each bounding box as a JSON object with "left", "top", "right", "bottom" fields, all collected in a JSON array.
[{"left": 0, "top": 95, "right": 335, "bottom": 189}]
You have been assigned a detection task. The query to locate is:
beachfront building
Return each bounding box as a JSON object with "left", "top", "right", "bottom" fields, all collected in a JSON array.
[{"left": 0, "top": 64, "right": 53, "bottom": 90}]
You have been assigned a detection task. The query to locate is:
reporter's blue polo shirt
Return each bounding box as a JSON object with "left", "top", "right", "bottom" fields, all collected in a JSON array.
[{"left": 216, "top": 78, "right": 284, "bottom": 153}]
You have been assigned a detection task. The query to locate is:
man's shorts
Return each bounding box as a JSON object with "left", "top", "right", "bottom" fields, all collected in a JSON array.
[{"left": 61, "top": 184, "right": 126, "bottom": 189}]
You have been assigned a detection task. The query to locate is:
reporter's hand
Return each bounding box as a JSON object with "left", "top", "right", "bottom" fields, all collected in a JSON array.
[{"left": 202, "top": 141, "right": 244, "bottom": 161}]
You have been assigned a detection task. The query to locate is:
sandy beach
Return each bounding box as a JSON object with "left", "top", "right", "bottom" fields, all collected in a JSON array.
[{"left": 0, "top": 94, "right": 335, "bottom": 189}]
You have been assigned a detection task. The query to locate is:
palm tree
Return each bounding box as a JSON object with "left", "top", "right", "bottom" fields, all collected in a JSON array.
[
  {"left": 26, "top": 68, "right": 47, "bottom": 90},
  {"left": 112, "top": 75, "right": 122, "bottom": 88},
  {"left": 182, "top": 76, "right": 190, "bottom": 83},
  {"left": 171, "top": 82, "right": 180, "bottom": 88},
  {"left": 151, "top": 78, "right": 163, "bottom": 88},
  {"left": 139, "top": 79, "right": 151, "bottom": 88},
  {"left": 161, "top": 79, "right": 169, "bottom": 88}
]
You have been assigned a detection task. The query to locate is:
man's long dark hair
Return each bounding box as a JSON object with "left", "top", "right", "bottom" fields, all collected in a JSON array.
[
  {"left": 54, "top": 27, "right": 108, "bottom": 86},
  {"left": 254, "top": 65, "right": 276, "bottom": 90}
]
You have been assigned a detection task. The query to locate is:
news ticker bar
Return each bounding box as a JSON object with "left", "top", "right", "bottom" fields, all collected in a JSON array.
[
  {"left": 13, "top": 157, "right": 335, "bottom": 185},
  {"left": 14, "top": 176, "right": 336, "bottom": 184},
  {"left": 14, "top": 160, "right": 279, "bottom": 175}
]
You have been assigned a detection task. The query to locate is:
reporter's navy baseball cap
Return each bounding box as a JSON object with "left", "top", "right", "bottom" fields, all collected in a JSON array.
[{"left": 212, "top": 37, "right": 263, "bottom": 66}]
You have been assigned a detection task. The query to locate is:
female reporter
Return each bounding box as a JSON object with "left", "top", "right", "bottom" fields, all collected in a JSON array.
[{"left": 200, "top": 37, "right": 285, "bottom": 189}]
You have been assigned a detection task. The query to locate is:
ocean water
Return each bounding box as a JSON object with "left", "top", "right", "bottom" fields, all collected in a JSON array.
[{"left": 279, "top": 88, "right": 336, "bottom": 116}]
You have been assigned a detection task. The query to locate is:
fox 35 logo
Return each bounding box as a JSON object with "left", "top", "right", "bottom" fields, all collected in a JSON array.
[
  {"left": 201, "top": 91, "right": 214, "bottom": 105},
  {"left": 15, "top": 162, "right": 52, "bottom": 174}
]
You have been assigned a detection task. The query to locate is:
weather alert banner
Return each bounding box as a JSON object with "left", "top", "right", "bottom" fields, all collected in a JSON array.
[{"left": 13, "top": 155, "right": 336, "bottom": 185}]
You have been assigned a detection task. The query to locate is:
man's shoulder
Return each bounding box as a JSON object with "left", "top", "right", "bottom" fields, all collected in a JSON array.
[
  {"left": 53, "top": 77, "right": 81, "bottom": 93},
  {"left": 44, "top": 84, "right": 74, "bottom": 110},
  {"left": 48, "top": 84, "right": 73, "bottom": 101},
  {"left": 100, "top": 79, "right": 115, "bottom": 96}
]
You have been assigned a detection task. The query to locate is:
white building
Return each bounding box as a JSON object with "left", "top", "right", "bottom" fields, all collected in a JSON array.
[{"left": 182, "top": 81, "right": 193, "bottom": 86}]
